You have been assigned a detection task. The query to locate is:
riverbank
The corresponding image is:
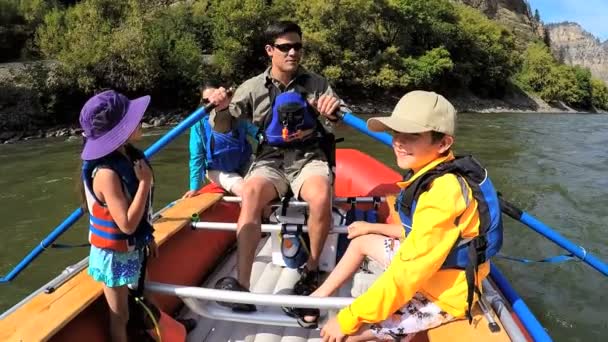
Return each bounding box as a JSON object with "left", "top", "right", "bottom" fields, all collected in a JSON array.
[{"left": 1, "top": 92, "right": 605, "bottom": 145}]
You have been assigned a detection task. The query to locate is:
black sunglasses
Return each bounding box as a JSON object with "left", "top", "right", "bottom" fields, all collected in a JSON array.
[{"left": 272, "top": 42, "right": 303, "bottom": 53}]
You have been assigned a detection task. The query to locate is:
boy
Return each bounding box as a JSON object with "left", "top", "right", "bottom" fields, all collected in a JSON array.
[{"left": 295, "top": 91, "right": 499, "bottom": 342}]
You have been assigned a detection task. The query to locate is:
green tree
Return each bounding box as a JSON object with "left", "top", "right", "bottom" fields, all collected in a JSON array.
[
  {"left": 37, "top": 0, "right": 205, "bottom": 104},
  {"left": 207, "top": 0, "right": 274, "bottom": 84},
  {"left": 452, "top": 4, "right": 519, "bottom": 94},
  {"left": 591, "top": 78, "right": 608, "bottom": 111}
]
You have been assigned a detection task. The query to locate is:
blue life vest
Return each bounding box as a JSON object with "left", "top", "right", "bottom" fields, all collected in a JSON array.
[
  {"left": 262, "top": 91, "right": 318, "bottom": 147},
  {"left": 82, "top": 145, "right": 154, "bottom": 251},
  {"left": 202, "top": 116, "right": 253, "bottom": 173},
  {"left": 396, "top": 155, "right": 503, "bottom": 322}
]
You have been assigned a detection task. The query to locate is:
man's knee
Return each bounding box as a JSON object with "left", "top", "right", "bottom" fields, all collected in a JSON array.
[
  {"left": 301, "top": 177, "right": 331, "bottom": 212},
  {"left": 241, "top": 177, "right": 277, "bottom": 213},
  {"left": 241, "top": 179, "right": 263, "bottom": 200}
]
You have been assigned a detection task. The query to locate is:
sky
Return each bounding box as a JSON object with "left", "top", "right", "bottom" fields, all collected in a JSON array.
[{"left": 529, "top": 0, "right": 608, "bottom": 41}]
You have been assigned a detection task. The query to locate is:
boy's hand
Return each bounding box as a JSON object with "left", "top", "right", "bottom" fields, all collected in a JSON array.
[
  {"left": 320, "top": 317, "right": 346, "bottom": 342},
  {"left": 347, "top": 221, "right": 371, "bottom": 239},
  {"left": 182, "top": 190, "right": 199, "bottom": 199}
]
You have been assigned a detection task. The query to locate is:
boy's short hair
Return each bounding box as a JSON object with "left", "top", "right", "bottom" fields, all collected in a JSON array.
[
  {"left": 265, "top": 21, "right": 303, "bottom": 45},
  {"left": 367, "top": 91, "right": 457, "bottom": 137}
]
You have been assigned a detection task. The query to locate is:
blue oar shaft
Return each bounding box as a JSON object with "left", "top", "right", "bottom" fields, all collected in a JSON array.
[
  {"left": 1, "top": 103, "right": 215, "bottom": 283},
  {"left": 519, "top": 212, "right": 608, "bottom": 277},
  {"left": 490, "top": 263, "right": 552, "bottom": 342},
  {"left": 0, "top": 208, "right": 84, "bottom": 283},
  {"left": 341, "top": 112, "right": 393, "bottom": 147},
  {"left": 144, "top": 106, "right": 207, "bottom": 159}
]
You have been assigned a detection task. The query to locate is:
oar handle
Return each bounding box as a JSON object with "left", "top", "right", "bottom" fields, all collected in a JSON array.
[{"left": 144, "top": 88, "right": 232, "bottom": 158}]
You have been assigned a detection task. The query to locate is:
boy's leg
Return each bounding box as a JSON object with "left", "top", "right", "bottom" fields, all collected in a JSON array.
[
  {"left": 312, "top": 234, "right": 388, "bottom": 297},
  {"left": 102, "top": 285, "right": 130, "bottom": 342},
  {"left": 364, "top": 293, "right": 453, "bottom": 342},
  {"left": 206, "top": 170, "right": 245, "bottom": 196}
]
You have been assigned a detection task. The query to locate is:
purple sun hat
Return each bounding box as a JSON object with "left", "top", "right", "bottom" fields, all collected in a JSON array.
[{"left": 79, "top": 90, "right": 150, "bottom": 160}]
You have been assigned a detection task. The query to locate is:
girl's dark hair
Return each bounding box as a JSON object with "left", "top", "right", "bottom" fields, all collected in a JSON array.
[{"left": 264, "top": 21, "right": 302, "bottom": 45}]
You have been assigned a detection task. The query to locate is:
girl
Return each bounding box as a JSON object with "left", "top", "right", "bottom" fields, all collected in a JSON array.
[{"left": 79, "top": 90, "right": 158, "bottom": 342}]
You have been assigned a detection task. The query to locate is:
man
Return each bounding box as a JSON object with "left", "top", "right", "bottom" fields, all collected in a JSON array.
[{"left": 207, "top": 21, "right": 349, "bottom": 312}]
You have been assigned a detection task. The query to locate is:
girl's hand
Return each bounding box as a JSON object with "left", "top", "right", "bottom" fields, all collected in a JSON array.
[
  {"left": 134, "top": 160, "right": 153, "bottom": 185},
  {"left": 347, "top": 221, "right": 370, "bottom": 239}
]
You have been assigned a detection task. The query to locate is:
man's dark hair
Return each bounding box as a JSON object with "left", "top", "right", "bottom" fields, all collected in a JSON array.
[{"left": 265, "top": 21, "right": 302, "bottom": 45}]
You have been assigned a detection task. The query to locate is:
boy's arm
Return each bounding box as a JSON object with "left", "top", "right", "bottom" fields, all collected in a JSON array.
[
  {"left": 366, "top": 223, "right": 403, "bottom": 239},
  {"left": 336, "top": 175, "right": 467, "bottom": 334},
  {"left": 188, "top": 123, "right": 206, "bottom": 191}
]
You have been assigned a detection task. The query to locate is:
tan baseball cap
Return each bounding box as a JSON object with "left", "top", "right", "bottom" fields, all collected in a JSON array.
[{"left": 367, "top": 91, "right": 456, "bottom": 136}]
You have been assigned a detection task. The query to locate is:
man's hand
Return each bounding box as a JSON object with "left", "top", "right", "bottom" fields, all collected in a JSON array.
[
  {"left": 206, "top": 87, "right": 231, "bottom": 111},
  {"left": 310, "top": 94, "right": 340, "bottom": 121},
  {"left": 320, "top": 317, "right": 346, "bottom": 342}
]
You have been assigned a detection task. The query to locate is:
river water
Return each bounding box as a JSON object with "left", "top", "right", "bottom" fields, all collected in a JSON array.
[{"left": 0, "top": 113, "right": 606, "bottom": 341}]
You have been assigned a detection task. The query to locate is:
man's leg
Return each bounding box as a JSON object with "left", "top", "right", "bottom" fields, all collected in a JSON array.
[
  {"left": 290, "top": 159, "right": 332, "bottom": 295},
  {"left": 237, "top": 160, "right": 289, "bottom": 288},
  {"left": 293, "top": 159, "right": 333, "bottom": 271},
  {"left": 298, "top": 175, "right": 332, "bottom": 270},
  {"left": 236, "top": 176, "right": 278, "bottom": 288}
]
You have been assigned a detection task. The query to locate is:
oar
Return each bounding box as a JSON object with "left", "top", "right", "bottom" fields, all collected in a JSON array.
[
  {"left": 0, "top": 100, "right": 221, "bottom": 283},
  {"left": 337, "top": 111, "right": 608, "bottom": 278}
]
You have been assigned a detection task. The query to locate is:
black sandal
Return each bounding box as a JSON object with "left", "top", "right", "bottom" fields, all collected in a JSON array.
[
  {"left": 293, "top": 267, "right": 321, "bottom": 296},
  {"left": 214, "top": 276, "right": 257, "bottom": 312},
  {"left": 282, "top": 307, "right": 320, "bottom": 329}
]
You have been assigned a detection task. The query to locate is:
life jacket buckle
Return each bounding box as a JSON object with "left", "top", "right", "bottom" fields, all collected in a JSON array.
[{"left": 473, "top": 236, "right": 487, "bottom": 263}]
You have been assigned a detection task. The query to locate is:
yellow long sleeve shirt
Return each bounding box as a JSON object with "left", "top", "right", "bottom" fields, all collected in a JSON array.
[{"left": 337, "top": 152, "right": 490, "bottom": 334}]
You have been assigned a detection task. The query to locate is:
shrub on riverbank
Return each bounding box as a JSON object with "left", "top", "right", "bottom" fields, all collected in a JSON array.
[
  {"left": 35, "top": 0, "right": 520, "bottom": 96},
  {"left": 2, "top": 0, "right": 606, "bottom": 132}
]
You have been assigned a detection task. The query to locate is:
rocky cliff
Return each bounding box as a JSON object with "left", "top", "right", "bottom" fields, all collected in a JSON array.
[
  {"left": 546, "top": 22, "right": 608, "bottom": 84},
  {"left": 456, "top": 0, "right": 542, "bottom": 46}
]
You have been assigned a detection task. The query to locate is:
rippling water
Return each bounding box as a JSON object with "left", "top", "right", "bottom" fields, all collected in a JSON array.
[{"left": 0, "top": 112, "right": 606, "bottom": 341}]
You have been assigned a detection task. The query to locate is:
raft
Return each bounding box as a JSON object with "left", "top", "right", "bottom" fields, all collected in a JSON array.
[{"left": 0, "top": 149, "right": 533, "bottom": 342}]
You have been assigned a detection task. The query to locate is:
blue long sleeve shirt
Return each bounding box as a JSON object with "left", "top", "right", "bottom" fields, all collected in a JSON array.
[{"left": 189, "top": 118, "right": 259, "bottom": 191}]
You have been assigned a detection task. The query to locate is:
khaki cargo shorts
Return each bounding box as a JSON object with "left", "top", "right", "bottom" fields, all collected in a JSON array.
[{"left": 245, "top": 147, "right": 331, "bottom": 198}]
